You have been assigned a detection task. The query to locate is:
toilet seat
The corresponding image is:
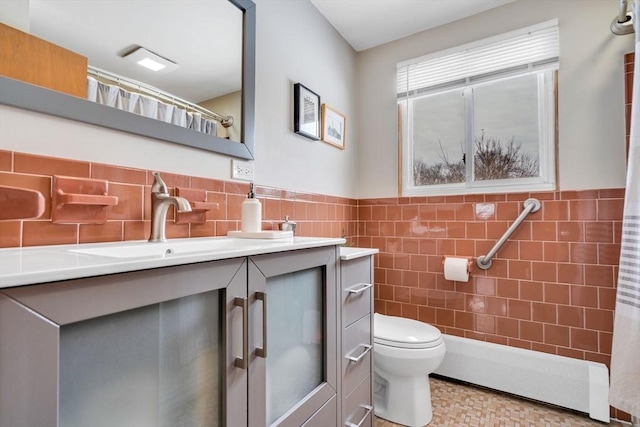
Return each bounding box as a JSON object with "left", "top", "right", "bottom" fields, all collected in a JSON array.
[{"left": 374, "top": 313, "right": 443, "bottom": 349}]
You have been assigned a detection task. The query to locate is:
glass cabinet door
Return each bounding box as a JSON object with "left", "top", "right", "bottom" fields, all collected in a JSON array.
[
  {"left": 59, "top": 290, "right": 222, "bottom": 427},
  {"left": 0, "top": 258, "right": 248, "bottom": 427},
  {"left": 265, "top": 267, "right": 323, "bottom": 424},
  {"left": 248, "top": 247, "right": 338, "bottom": 427}
]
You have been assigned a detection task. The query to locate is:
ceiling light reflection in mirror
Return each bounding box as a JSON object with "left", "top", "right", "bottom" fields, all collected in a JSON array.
[
  {"left": 123, "top": 47, "right": 179, "bottom": 73},
  {"left": 28, "top": 0, "right": 243, "bottom": 142}
]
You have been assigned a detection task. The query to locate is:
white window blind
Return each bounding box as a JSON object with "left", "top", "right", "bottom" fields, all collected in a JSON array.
[{"left": 397, "top": 20, "right": 559, "bottom": 95}]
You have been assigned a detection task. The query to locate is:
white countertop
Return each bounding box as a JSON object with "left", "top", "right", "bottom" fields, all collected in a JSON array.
[{"left": 0, "top": 236, "right": 345, "bottom": 288}]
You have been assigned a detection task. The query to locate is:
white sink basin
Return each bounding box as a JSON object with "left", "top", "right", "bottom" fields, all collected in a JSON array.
[{"left": 69, "top": 238, "right": 274, "bottom": 259}]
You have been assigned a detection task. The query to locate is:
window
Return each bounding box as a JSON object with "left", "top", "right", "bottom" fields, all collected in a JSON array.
[{"left": 398, "top": 20, "right": 558, "bottom": 196}]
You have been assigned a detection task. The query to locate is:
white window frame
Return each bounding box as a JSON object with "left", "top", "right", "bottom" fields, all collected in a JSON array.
[{"left": 399, "top": 20, "right": 558, "bottom": 197}]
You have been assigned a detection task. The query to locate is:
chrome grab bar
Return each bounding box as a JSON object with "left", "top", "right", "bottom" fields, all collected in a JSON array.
[{"left": 476, "top": 198, "right": 541, "bottom": 270}]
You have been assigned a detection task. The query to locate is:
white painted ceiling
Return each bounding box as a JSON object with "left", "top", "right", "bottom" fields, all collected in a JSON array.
[{"left": 310, "top": 0, "right": 516, "bottom": 52}]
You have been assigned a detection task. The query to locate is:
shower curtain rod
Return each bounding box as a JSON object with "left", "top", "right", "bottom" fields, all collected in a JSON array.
[
  {"left": 87, "top": 66, "right": 234, "bottom": 128},
  {"left": 618, "top": 0, "right": 629, "bottom": 23},
  {"left": 611, "top": 0, "right": 634, "bottom": 35}
]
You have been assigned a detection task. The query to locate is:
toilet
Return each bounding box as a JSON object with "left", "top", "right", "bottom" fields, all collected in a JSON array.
[{"left": 373, "top": 313, "right": 446, "bottom": 427}]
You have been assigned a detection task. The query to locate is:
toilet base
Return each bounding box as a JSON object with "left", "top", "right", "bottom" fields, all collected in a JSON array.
[{"left": 374, "top": 371, "right": 433, "bottom": 427}]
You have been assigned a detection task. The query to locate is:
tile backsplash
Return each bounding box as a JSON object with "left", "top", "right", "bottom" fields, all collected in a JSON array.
[{"left": 0, "top": 150, "right": 358, "bottom": 247}]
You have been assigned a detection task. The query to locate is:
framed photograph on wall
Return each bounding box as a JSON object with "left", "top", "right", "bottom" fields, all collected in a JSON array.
[
  {"left": 321, "top": 104, "right": 346, "bottom": 149},
  {"left": 294, "top": 83, "right": 321, "bottom": 140}
]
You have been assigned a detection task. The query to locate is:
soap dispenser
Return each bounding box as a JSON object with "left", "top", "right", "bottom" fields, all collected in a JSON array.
[{"left": 241, "top": 182, "right": 262, "bottom": 233}]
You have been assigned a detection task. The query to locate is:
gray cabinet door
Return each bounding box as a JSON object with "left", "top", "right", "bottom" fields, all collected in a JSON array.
[
  {"left": 0, "top": 258, "right": 247, "bottom": 427},
  {"left": 248, "top": 246, "right": 339, "bottom": 427}
]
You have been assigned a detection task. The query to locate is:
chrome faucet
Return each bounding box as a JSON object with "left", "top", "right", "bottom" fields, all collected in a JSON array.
[{"left": 149, "top": 172, "right": 192, "bottom": 242}]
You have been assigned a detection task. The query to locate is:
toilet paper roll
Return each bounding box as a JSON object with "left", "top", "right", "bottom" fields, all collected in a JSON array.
[{"left": 443, "top": 257, "right": 470, "bottom": 282}]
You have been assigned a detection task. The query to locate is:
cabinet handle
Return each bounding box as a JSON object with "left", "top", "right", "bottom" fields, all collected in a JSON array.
[
  {"left": 233, "top": 297, "right": 248, "bottom": 369},
  {"left": 345, "top": 404, "right": 373, "bottom": 427},
  {"left": 255, "top": 291, "right": 267, "bottom": 358},
  {"left": 347, "top": 283, "right": 373, "bottom": 295},
  {"left": 346, "top": 344, "right": 372, "bottom": 363}
]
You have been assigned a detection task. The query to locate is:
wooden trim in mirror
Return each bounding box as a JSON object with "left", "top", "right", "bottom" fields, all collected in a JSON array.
[{"left": 0, "top": 23, "right": 88, "bottom": 98}]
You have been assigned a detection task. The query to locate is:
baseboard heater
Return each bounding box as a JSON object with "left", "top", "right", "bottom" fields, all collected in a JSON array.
[{"left": 433, "top": 334, "right": 610, "bottom": 423}]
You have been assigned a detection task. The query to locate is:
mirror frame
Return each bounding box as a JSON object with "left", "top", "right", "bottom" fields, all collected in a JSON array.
[{"left": 0, "top": 0, "right": 256, "bottom": 160}]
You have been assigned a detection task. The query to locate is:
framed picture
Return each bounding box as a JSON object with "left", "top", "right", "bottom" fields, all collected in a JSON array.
[
  {"left": 321, "top": 104, "right": 346, "bottom": 149},
  {"left": 294, "top": 83, "right": 321, "bottom": 140}
]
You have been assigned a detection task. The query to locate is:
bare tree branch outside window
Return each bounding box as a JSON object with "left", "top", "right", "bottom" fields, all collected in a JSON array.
[
  {"left": 413, "top": 131, "right": 539, "bottom": 185},
  {"left": 414, "top": 141, "right": 465, "bottom": 185}
]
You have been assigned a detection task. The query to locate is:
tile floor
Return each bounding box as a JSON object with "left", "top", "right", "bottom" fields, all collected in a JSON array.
[{"left": 374, "top": 376, "right": 626, "bottom": 427}]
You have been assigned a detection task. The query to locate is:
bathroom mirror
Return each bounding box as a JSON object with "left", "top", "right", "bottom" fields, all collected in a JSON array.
[{"left": 0, "top": 0, "right": 256, "bottom": 160}]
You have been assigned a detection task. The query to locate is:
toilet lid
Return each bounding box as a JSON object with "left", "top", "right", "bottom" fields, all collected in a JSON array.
[{"left": 374, "top": 313, "right": 443, "bottom": 349}]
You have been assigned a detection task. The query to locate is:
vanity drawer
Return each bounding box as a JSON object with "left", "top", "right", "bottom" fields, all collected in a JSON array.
[
  {"left": 343, "top": 376, "right": 373, "bottom": 427},
  {"left": 301, "top": 395, "right": 337, "bottom": 427},
  {"left": 341, "top": 256, "right": 373, "bottom": 327},
  {"left": 343, "top": 314, "right": 372, "bottom": 395}
]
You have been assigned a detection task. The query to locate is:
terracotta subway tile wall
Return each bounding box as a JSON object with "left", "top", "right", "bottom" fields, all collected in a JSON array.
[
  {"left": 356, "top": 190, "right": 627, "bottom": 420},
  {"left": 359, "top": 191, "right": 623, "bottom": 364},
  {"left": 0, "top": 149, "right": 630, "bottom": 421},
  {"left": 0, "top": 150, "right": 358, "bottom": 247},
  {"left": 0, "top": 148, "right": 626, "bottom": 367}
]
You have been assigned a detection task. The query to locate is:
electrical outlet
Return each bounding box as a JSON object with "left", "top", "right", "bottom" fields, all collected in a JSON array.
[{"left": 231, "top": 159, "right": 254, "bottom": 181}]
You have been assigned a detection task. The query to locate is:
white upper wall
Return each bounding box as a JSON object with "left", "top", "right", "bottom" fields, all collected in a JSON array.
[
  {"left": 253, "top": 0, "right": 357, "bottom": 198},
  {"left": 356, "top": 0, "right": 635, "bottom": 198},
  {"left": 0, "top": 0, "right": 359, "bottom": 198}
]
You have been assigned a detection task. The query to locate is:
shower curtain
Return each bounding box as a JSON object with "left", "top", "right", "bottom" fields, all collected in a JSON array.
[
  {"left": 87, "top": 77, "right": 219, "bottom": 136},
  {"left": 610, "top": 0, "right": 640, "bottom": 421}
]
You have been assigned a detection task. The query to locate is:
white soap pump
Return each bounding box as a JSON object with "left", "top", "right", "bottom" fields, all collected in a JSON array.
[{"left": 241, "top": 182, "right": 262, "bottom": 233}]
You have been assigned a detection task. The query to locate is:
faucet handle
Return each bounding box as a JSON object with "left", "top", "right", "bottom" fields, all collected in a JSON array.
[{"left": 151, "top": 172, "right": 169, "bottom": 195}]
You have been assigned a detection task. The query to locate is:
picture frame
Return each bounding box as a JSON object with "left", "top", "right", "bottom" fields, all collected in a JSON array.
[
  {"left": 321, "top": 104, "right": 346, "bottom": 149},
  {"left": 294, "top": 83, "right": 321, "bottom": 140}
]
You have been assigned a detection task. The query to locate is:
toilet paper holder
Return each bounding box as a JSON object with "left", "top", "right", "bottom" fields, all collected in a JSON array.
[{"left": 442, "top": 257, "right": 473, "bottom": 282}]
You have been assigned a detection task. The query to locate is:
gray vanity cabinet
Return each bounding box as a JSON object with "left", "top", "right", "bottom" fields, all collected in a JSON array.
[
  {"left": 340, "top": 252, "right": 375, "bottom": 427},
  {"left": 0, "top": 258, "right": 248, "bottom": 427},
  {"left": 0, "top": 245, "right": 342, "bottom": 427},
  {"left": 248, "top": 246, "right": 339, "bottom": 427}
]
